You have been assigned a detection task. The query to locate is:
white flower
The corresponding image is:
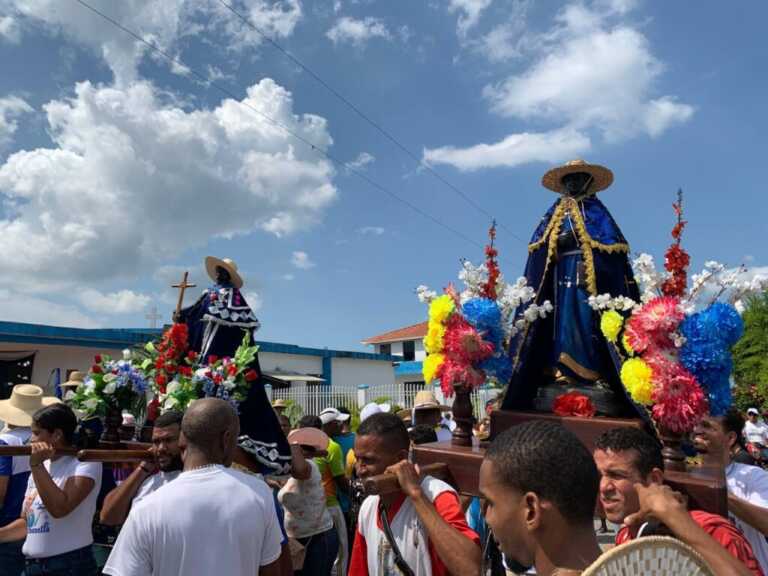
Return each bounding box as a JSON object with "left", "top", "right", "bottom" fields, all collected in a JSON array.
[
  {"left": 103, "top": 373, "right": 117, "bottom": 383},
  {"left": 122, "top": 349, "right": 131, "bottom": 361},
  {"left": 164, "top": 396, "right": 179, "bottom": 410},
  {"left": 84, "top": 398, "right": 99, "bottom": 411},
  {"left": 671, "top": 333, "right": 687, "bottom": 348},
  {"left": 84, "top": 378, "right": 96, "bottom": 391},
  {"left": 416, "top": 285, "right": 437, "bottom": 304},
  {"left": 735, "top": 300, "right": 746, "bottom": 314},
  {"left": 223, "top": 378, "right": 237, "bottom": 391},
  {"left": 64, "top": 390, "right": 75, "bottom": 401},
  {"left": 166, "top": 380, "right": 181, "bottom": 394},
  {"left": 103, "top": 382, "right": 117, "bottom": 395}
]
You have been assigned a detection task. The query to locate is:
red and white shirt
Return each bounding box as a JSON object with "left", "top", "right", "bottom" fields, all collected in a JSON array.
[{"left": 349, "top": 475, "right": 480, "bottom": 576}]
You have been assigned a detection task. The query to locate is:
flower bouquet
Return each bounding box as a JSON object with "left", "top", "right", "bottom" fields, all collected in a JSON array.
[
  {"left": 68, "top": 351, "right": 149, "bottom": 442},
  {"left": 418, "top": 223, "right": 552, "bottom": 444},
  {"left": 589, "top": 192, "right": 768, "bottom": 443}
]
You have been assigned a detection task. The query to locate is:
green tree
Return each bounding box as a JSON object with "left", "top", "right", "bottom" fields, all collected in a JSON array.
[{"left": 733, "top": 292, "right": 768, "bottom": 411}]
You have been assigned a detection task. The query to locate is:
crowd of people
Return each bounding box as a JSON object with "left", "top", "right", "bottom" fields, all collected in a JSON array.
[{"left": 3, "top": 383, "right": 768, "bottom": 576}]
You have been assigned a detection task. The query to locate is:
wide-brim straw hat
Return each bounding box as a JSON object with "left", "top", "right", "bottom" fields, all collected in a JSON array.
[
  {"left": 61, "top": 371, "right": 85, "bottom": 389},
  {"left": 288, "top": 427, "right": 330, "bottom": 453},
  {"left": 0, "top": 385, "right": 61, "bottom": 427},
  {"left": 541, "top": 159, "right": 613, "bottom": 194},
  {"left": 205, "top": 256, "right": 244, "bottom": 289},
  {"left": 413, "top": 390, "right": 450, "bottom": 412},
  {"left": 272, "top": 399, "right": 289, "bottom": 410}
]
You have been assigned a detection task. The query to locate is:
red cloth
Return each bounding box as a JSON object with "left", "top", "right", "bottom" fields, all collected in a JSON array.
[
  {"left": 348, "top": 491, "right": 480, "bottom": 576},
  {"left": 616, "top": 510, "right": 763, "bottom": 576}
]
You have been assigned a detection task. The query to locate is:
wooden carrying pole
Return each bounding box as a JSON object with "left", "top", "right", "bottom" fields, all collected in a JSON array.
[
  {"left": 0, "top": 446, "right": 151, "bottom": 462},
  {"left": 362, "top": 463, "right": 450, "bottom": 496}
]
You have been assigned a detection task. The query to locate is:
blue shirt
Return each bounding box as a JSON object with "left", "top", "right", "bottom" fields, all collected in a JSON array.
[{"left": 0, "top": 428, "right": 32, "bottom": 527}]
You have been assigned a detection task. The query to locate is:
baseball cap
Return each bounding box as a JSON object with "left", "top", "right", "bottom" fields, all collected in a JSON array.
[
  {"left": 319, "top": 407, "right": 350, "bottom": 425},
  {"left": 360, "top": 402, "right": 391, "bottom": 423},
  {"left": 747, "top": 407, "right": 759, "bottom": 416}
]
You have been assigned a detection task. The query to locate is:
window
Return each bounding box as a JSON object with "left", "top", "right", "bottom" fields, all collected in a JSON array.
[
  {"left": 379, "top": 343, "right": 391, "bottom": 355},
  {"left": 0, "top": 353, "right": 35, "bottom": 400},
  {"left": 402, "top": 340, "right": 415, "bottom": 361}
]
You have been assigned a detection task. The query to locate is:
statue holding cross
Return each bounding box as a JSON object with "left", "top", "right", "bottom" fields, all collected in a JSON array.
[{"left": 173, "top": 256, "right": 291, "bottom": 475}]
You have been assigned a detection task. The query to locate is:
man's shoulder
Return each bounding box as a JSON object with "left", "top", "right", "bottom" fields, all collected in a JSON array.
[
  {"left": 420, "top": 475, "right": 457, "bottom": 500},
  {"left": 729, "top": 462, "right": 768, "bottom": 482}
]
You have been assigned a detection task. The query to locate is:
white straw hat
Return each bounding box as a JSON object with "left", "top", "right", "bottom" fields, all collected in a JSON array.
[{"left": 0, "top": 385, "right": 61, "bottom": 427}]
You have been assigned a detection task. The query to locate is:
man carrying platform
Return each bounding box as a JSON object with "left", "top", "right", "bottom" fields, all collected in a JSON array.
[
  {"left": 594, "top": 426, "right": 762, "bottom": 576},
  {"left": 100, "top": 411, "right": 183, "bottom": 526},
  {"left": 349, "top": 412, "right": 480, "bottom": 576}
]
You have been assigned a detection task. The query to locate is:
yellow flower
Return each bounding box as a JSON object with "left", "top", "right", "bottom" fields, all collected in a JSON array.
[
  {"left": 423, "top": 353, "right": 445, "bottom": 383},
  {"left": 600, "top": 310, "right": 624, "bottom": 343},
  {"left": 622, "top": 333, "right": 634, "bottom": 356},
  {"left": 428, "top": 295, "right": 455, "bottom": 324},
  {"left": 620, "top": 358, "right": 654, "bottom": 406},
  {"left": 423, "top": 321, "right": 446, "bottom": 354}
]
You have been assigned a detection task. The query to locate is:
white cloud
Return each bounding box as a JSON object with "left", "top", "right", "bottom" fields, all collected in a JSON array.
[
  {"left": 0, "top": 15, "right": 20, "bottom": 43},
  {"left": 5, "top": 0, "right": 302, "bottom": 85},
  {"left": 243, "top": 290, "right": 263, "bottom": 312},
  {"left": 426, "top": 0, "right": 694, "bottom": 170},
  {"left": 0, "top": 289, "right": 99, "bottom": 327},
  {"left": 327, "top": 16, "right": 391, "bottom": 47},
  {"left": 79, "top": 289, "right": 151, "bottom": 314},
  {"left": 282, "top": 273, "right": 295, "bottom": 281},
  {"left": 345, "top": 152, "right": 375, "bottom": 172},
  {"left": 0, "top": 96, "right": 32, "bottom": 149},
  {"left": 424, "top": 127, "right": 590, "bottom": 171},
  {"left": 0, "top": 78, "right": 336, "bottom": 290},
  {"left": 358, "top": 226, "right": 385, "bottom": 236},
  {"left": 448, "top": 0, "right": 493, "bottom": 38},
  {"left": 291, "top": 251, "right": 315, "bottom": 269}
]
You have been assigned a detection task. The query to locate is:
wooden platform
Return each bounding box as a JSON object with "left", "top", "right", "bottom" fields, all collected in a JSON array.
[{"left": 413, "top": 409, "right": 728, "bottom": 516}]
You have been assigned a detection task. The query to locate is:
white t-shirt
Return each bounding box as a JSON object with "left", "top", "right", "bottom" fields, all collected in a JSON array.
[
  {"left": 133, "top": 470, "right": 181, "bottom": 506},
  {"left": 726, "top": 462, "right": 768, "bottom": 574},
  {"left": 358, "top": 475, "right": 455, "bottom": 576},
  {"left": 0, "top": 427, "right": 31, "bottom": 475},
  {"left": 103, "top": 465, "right": 282, "bottom": 576},
  {"left": 22, "top": 456, "right": 101, "bottom": 559},
  {"left": 278, "top": 460, "right": 333, "bottom": 539},
  {"left": 744, "top": 421, "right": 768, "bottom": 445}
]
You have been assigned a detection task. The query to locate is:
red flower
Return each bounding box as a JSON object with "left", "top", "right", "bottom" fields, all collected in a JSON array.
[
  {"left": 187, "top": 351, "right": 198, "bottom": 361},
  {"left": 155, "top": 373, "right": 167, "bottom": 391},
  {"left": 227, "top": 364, "right": 238, "bottom": 377},
  {"left": 213, "top": 374, "right": 223, "bottom": 385},
  {"left": 179, "top": 366, "right": 193, "bottom": 377},
  {"left": 91, "top": 365, "right": 102, "bottom": 374},
  {"left": 245, "top": 369, "right": 259, "bottom": 382},
  {"left": 552, "top": 391, "right": 596, "bottom": 418},
  {"left": 208, "top": 355, "right": 219, "bottom": 364},
  {"left": 94, "top": 354, "right": 102, "bottom": 364},
  {"left": 165, "top": 363, "right": 177, "bottom": 374}
]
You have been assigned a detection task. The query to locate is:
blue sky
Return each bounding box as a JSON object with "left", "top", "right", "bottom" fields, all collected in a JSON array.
[{"left": 0, "top": 0, "right": 765, "bottom": 351}]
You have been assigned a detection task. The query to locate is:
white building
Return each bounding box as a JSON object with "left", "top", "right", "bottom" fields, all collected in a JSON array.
[{"left": 0, "top": 321, "right": 396, "bottom": 399}]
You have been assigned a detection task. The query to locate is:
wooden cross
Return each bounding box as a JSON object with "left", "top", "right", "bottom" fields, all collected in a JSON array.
[
  {"left": 145, "top": 306, "right": 162, "bottom": 329},
  {"left": 172, "top": 271, "right": 197, "bottom": 317}
]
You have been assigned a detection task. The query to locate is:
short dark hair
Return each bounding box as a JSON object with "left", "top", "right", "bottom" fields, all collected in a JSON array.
[
  {"left": 298, "top": 415, "right": 323, "bottom": 430},
  {"left": 595, "top": 427, "right": 663, "bottom": 476},
  {"left": 33, "top": 404, "right": 78, "bottom": 444},
  {"left": 485, "top": 421, "right": 599, "bottom": 525},
  {"left": 409, "top": 424, "right": 438, "bottom": 445},
  {"left": 722, "top": 409, "right": 747, "bottom": 448},
  {"left": 155, "top": 410, "right": 183, "bottom": 429},
  {"left": 357, "top": 412, "right": 410, "bottom": 452}
]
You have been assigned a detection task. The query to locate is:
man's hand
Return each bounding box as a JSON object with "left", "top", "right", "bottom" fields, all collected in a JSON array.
[
  {"left": 29, "top": 442, "right": 55, "bottom": 467},
  {"left": 385, "top": 460, "right": 422, "bottom": 500},
  {"left": 624, "top": 483, "right": 687, "bottom": 527}
]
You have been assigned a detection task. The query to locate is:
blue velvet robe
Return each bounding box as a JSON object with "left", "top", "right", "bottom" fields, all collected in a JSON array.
[
  {"left": 501, "top": 195, "right": 641, "bottom": 413},
  {"left": 178, "top": 284, "right": 291, "bottom": 474}
]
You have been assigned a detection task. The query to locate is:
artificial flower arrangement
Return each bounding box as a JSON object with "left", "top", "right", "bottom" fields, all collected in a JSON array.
[
  {"left": 68, "top": 351, "right": 149, "bottom": 417},
  {"left": 589, "top": 192, "right": 768, "bottom": 434},
  {"left": 69, "top": 325, "right": 260, "bottom": 418},
  {"left": 417, "top": 223, "right": 553, "bottom": 397}
]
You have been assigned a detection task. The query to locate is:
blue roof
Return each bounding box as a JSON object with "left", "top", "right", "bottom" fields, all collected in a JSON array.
[{"left": 0, "top": 321, "right": 396, "bottom": 362}]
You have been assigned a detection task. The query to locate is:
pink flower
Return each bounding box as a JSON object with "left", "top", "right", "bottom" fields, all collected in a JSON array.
[
  {"left": 651, "top": 363, "right": 707, "bottom": 434},
  {"left": 443, "top": 316, "right": 494, "bottom": 364}
]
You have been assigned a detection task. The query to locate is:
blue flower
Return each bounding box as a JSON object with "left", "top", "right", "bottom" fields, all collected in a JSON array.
[{"left": 463, "top": 298, "right": 504, "bottom": 349}]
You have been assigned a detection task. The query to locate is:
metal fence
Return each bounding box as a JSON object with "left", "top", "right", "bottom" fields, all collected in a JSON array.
[{"left": 266, "top": 382, "right": 502, "bottom": 424}]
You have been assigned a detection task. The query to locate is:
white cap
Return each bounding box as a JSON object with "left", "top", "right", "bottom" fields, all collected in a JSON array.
[
  {"left": 360, "top": 402, "right": 391, "bottom": 423},
  {"left": 747, "top": 407, "right": 760, "bottom": 416},
  {"left": 319, "top": 407, "right": 350, "bottom": 425}
]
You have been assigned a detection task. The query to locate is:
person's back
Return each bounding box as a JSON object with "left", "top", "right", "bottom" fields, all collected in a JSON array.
[{"left": 115, "top": 466, "right": 280, "bottom": 575}]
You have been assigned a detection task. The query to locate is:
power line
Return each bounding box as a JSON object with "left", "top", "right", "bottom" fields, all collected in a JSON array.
[
  {"left": 215, "top": 0, "right": 527, "bottom": 245},
  {"left": 72, "top": 0, "right": 485, "bottom": 251}
]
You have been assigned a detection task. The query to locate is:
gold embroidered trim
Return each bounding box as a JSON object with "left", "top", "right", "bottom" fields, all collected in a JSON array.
[
  {"left": 558, "top": 352, "right": 601, "bottom": 381},
  {"left": 528, "top": 201, "right": 566, "bottom": 253}
]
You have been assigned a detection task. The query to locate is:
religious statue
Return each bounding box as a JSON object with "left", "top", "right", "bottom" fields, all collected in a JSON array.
[
  {"left": 175, "top": 256, "right": 291, "bottom": 474},
  {"left": 501, "top": 160, "right": 641, "bottom": 416}
]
